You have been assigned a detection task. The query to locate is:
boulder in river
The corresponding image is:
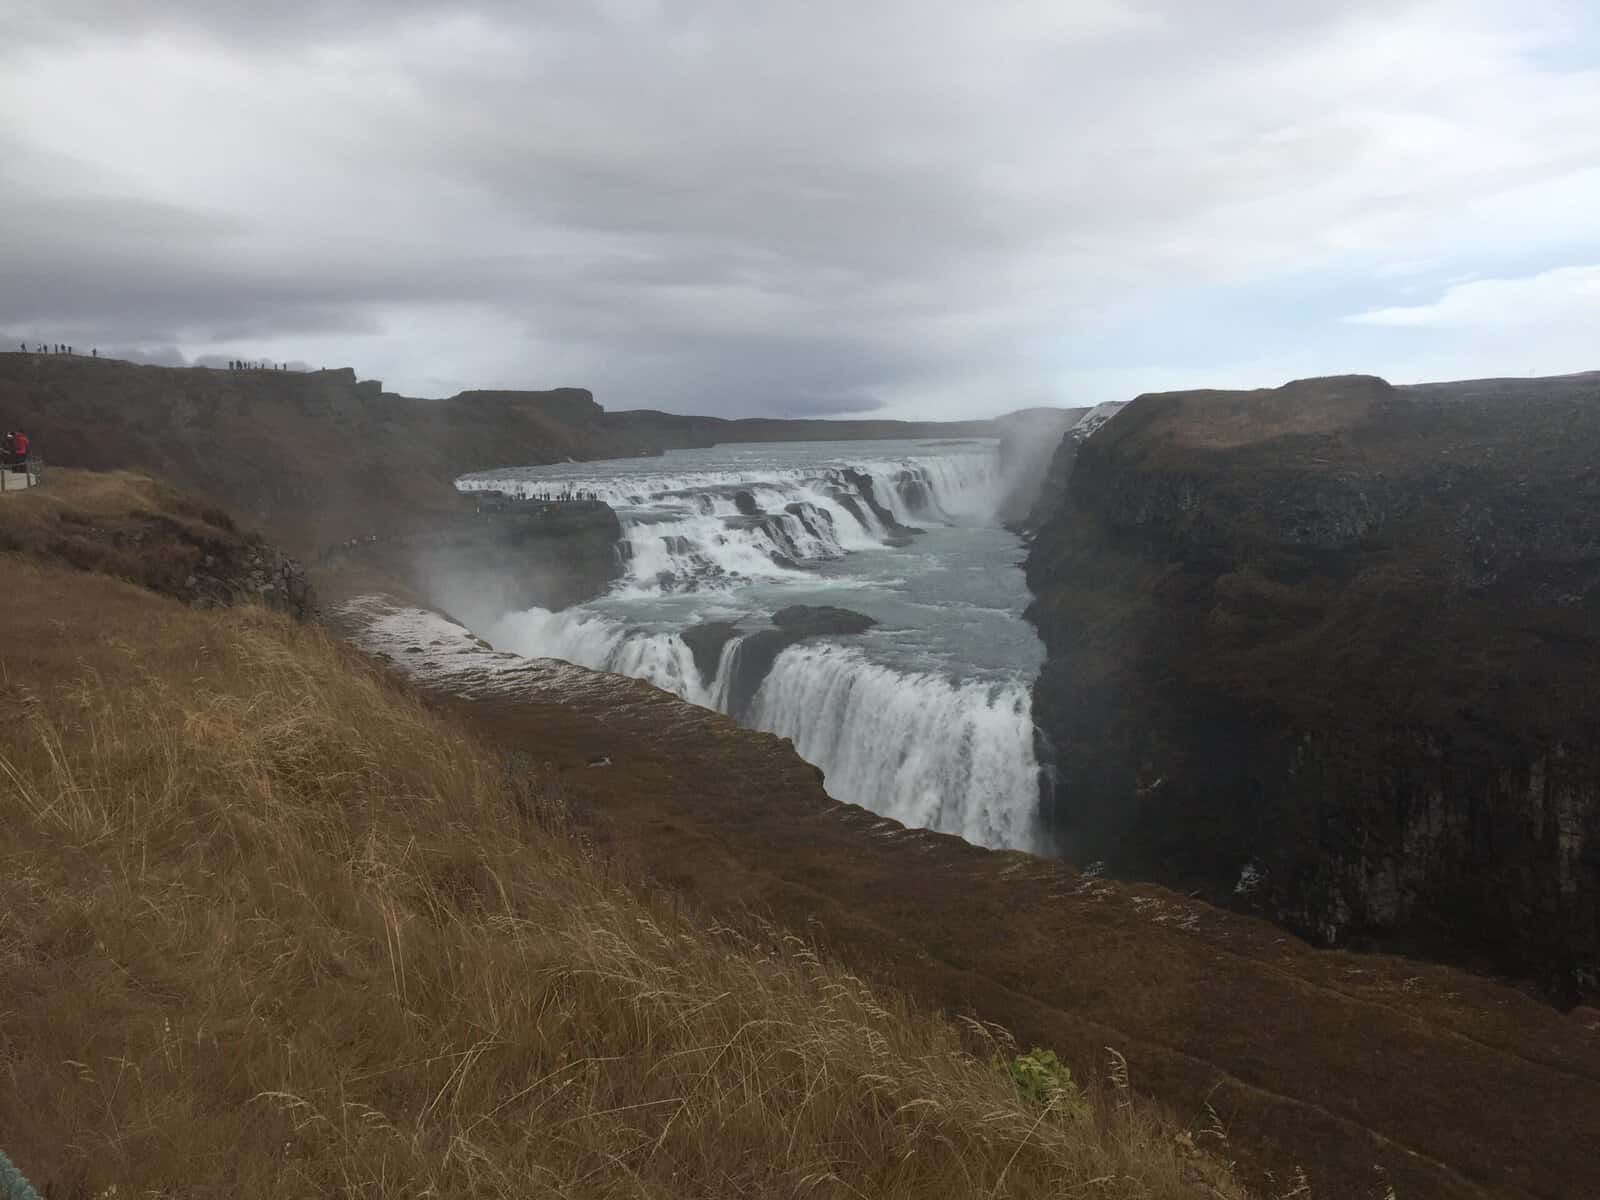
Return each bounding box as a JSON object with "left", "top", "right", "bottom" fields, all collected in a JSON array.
[
  {"left": 716, "top": 607, "right": 881, "bottom": 719},
  {"left": 771, "top": 605, "right": 878, "bottom": 638},
  {"left": 680, "top": 620, "right": 743, "bottom": 686}
]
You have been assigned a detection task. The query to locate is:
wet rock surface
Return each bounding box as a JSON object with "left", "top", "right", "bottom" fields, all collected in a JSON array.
[
  {"left": 770, "top": 605, "right": 879, "bottom": 637},
  {"left": 715, "top": 606, "right": 880, "bottom": 717},
  {"left": 680, "top": 620, "right": 742, "bottom": 685},
  {"left": 1024, "top": 372, "right": 1600, "bottom": 1004},
  {"left": 311, "top": 504, "right": 623, "bottom": 623},
  {"left": 839, "top": 467, "right": 921, "bottom": 539}
]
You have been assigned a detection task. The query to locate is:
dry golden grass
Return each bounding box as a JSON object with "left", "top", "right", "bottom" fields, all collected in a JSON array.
[
  {"left": 0, "top": 586, "right": 1243, "bottom": 1198},
  {"left": 0, "top": 468, "right": 242, "bottom": 597}
]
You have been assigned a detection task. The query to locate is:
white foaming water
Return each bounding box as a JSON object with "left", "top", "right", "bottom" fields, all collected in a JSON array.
[
  {"left": 467, "top": 439, "right": 1047, "bottom": 853},
  {"left": 462, "top": 444, "right": 1003, "bottom": 593},
  {"left": 488, "top": 606, "right": 712, "bottom": 707},
  {"left": 750, "top": 643, "right": 1042, "bottom": 851},
  {"left": 488, "top": 607, "right": 1042, "bottom": 852}
]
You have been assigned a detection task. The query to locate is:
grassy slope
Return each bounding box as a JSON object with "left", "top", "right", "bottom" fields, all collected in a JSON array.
[
  {"left": 443, "top": 666, "right": 1600, "bottom": 1200},
  {"left": 0, "top": 468, "right": 242, "bottom": 590},
  {"left": 0, "top": 479, "right": 1240, "bottom": 1198}
]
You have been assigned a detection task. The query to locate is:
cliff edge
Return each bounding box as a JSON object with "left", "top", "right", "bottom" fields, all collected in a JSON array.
[{"left": 1025, "top": 371, "right": 1600, "bottom": 1004}]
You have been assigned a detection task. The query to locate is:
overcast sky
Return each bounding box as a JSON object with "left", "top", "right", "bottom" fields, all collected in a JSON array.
[{"left": 3, "top": 2, "right": 1597, "bottom": 418}]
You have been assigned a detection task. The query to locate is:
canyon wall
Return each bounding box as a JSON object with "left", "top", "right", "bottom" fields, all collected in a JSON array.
[
  {"left": 1024, "top": 372, "right": 1600, "bottom": 1003},
  {"left": 312, "top": 503, "right": 624, "bottom": 625}
]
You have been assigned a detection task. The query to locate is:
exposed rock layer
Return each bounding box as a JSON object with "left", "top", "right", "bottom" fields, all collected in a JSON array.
[
  {"left": 718, "top": 606, "right": 880, "bottom": 716},
  {"left": 992, "top": 405, "right": 1087, "bottom": 525},
  {"left": 311, "top": 504, "right": 623, "bottom": 624},
  {"left": 1024, "top": 372, "right": 1600, "bottom": 1003}
]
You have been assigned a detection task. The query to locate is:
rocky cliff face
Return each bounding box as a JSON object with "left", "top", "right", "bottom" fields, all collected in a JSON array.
[
  {"left": 1014, "top": 402, "right": 1124, "bottom": 531},
  {"left": 1024, "top": 372, "right": 1600, "bottom": 1004},
  {"left": 992, "top": 407, "right": 1087, "bottom": 525},
  {"left": 188, "top": 534, "right": 315, "bottom": 619},
  {"left": 312, "top": 503, "right": 624, "bottom": 625}
]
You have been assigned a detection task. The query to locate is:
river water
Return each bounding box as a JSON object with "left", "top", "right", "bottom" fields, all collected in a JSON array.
[{"left": 458, "top": 439, "right": 1045, "bottom": 852}]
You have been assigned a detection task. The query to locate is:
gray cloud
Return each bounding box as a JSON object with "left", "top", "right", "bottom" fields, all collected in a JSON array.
[{"left": 3, "top": 1, "right": 1597, "bottom": 416}]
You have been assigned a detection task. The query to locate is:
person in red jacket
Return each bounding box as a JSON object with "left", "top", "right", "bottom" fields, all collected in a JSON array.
[{"left": 11, "top": 430, "right": 29, "bottom": 471}]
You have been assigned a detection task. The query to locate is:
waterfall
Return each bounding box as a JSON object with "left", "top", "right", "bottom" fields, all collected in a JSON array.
[
  {"left": 487, "top": 607, "right": 712, "bottom": 707},
  {"left": 485, "top": 607, "right": 1043, "bottom": 853},
  {"left": 460, "top": 446, "right": 1006, "bottom": 593},
  {"left": 465, "top": 439, "right": 1044, "bottom": 855},
  {"left": 748, "top": 643, "right": 1042, "bottom": 852}
]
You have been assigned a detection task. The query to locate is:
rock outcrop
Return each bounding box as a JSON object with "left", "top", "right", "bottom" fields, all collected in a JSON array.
[
  {"left": 312, "top": 503, "right": 624, "bottom": 624},
  {"left": 680, "top": 620, "right": 743, "bottom": 684},
  {"left": 992, "top": 406, "right": 1088, "bottom": 526},
  {"left": 771, "top": 604, "right": 879, "bottom": 637},
  {"left": 1015, "top": 402, "right": 1124, "bottom": 532},
  {"left": 189, "top": 535, "right": 316, "bottom": 619},
  {"left": 1024, "top": 372, "right": 1600, "bottom": 1004},
  {"left": 696, "top": 605, "right": 880, "bottom": 713},
  {"left": 838, "top": 468, "right": 920, "bottom": 541}
]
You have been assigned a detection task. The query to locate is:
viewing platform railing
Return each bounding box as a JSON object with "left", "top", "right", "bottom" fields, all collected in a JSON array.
[
  {"left": 471, "top": 489, "right": 609, "bottom": 515},
  {"left": 0, "top": 456, "right": 44, "bottom": 493}
]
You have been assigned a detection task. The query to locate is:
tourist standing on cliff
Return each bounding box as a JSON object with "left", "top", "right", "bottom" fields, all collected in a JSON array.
[{"left": 4, "top": 430, "right": 28, "bottom": 472}]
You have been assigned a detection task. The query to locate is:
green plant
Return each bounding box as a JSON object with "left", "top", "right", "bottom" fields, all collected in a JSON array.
[{"left": 996, "top": 1049, "right": 1089, "bottom": 1119}]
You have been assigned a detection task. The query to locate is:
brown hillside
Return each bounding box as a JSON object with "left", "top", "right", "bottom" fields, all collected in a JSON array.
[
  {"left": 0, "top": 471, "right": 1244, "bottom": 1199},
  {"left": 341, "top": 594, "right": 1600, "bottom": 1200},
  {"left": 0, "top": 354, "right": 604, "bottom": 553}
]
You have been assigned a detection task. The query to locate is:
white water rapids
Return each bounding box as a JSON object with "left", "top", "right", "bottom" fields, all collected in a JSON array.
[{"left": 462, "top": 440, "right": 1047, "bottom": 852}]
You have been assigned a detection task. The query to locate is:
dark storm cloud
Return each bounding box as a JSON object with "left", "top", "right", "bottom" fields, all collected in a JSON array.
[{"left": 3, "top": 1, "right": 1597, "bottom": 414}]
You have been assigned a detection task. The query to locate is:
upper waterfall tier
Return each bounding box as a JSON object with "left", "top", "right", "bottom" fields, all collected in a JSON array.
[{"left": 460, "top": 440, "right": 1006, "bottom": 591}]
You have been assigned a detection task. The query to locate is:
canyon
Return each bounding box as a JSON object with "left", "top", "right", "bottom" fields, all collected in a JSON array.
[{"left": 7, "top": 353, "right": 1600, "bottom": 1197}]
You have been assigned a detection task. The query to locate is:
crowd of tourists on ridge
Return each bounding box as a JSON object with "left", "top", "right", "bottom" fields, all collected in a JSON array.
[
  {"left": 10, "top": 344, "right": 296, "bottom": 373},
  {"left": 20, "top": 343, "right": 97, "bottom": 357}
]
